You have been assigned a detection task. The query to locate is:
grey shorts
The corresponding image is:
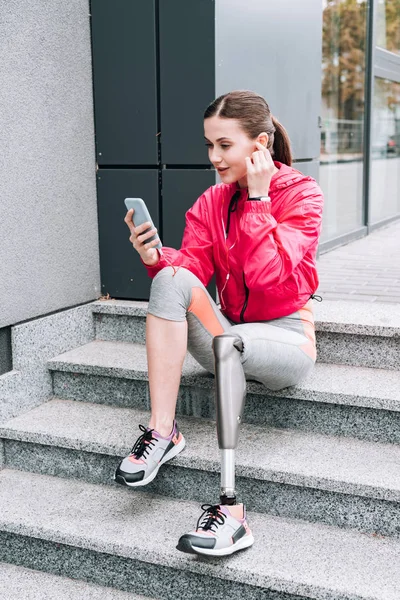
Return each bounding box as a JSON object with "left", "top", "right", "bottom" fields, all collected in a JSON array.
[{"left": 147, "top": 267, "right": 316, "bottom": 391}]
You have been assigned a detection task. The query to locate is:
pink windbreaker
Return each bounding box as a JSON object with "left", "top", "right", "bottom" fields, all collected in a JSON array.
[{"left": 144, "top": 161, "right": 324, "bottom": 322}]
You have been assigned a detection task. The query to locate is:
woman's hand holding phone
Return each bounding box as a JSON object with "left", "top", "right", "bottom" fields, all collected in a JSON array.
[{"left": 124, "top": 208, "right": 160, "bottom": 266}]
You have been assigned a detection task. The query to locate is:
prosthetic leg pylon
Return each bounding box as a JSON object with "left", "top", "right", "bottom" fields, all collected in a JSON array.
[{"left": 212, "top": 334, "right": 246, "bottom": 506}]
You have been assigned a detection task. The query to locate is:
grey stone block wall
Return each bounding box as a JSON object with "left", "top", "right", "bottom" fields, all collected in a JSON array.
[
  {"left": 0, "top": 303, "right": 95, "bottom": 424},
  {"left": 0, "top": 439, "right": 4, "bottom": 469},
  {"left": 0, "top": 0, "right": 100, "bottom": 329}
]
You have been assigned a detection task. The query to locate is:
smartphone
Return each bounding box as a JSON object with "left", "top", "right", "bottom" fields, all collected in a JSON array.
[{"left": 124, "top": 198, "right": 162, "bottom": 250}]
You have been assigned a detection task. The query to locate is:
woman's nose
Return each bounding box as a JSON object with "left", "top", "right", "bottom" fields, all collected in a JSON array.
[{"left": 210, "top": 149, "right": 222, "bottom": 164}]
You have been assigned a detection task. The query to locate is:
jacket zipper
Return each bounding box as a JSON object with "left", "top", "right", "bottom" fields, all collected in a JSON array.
[
  {"left": 225, "top": 191, "right": 241, "bottom": 236},
  {"left": 240, "top": 272, "right": 249, "bottom": 323}
]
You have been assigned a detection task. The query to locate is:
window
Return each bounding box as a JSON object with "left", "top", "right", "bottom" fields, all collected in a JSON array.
[
  {"left": 376, "top": 0, "right": 400, "bottom": 55},
  {"left": 370, "top": 77, "right": 400, "bottom": 223},
  {"left": 320, "top": 0, "right": 368, "bottom": 241}
]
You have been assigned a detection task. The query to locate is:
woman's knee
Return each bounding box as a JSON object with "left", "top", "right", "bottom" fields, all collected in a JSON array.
[
  {"left": 151, "top": 266, "right": 201, "bottom": 291},
  {"left": 149, "top": 267, "right": 202, "bottom": 320},
  {"left": 151, "top": 267, "right": 185, "bottom": 299},
  {"left": 152, "top": 265, "right": 177, "bottom": 286}
]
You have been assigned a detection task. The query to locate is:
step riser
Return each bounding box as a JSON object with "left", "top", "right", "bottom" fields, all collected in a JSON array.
[
  {"left": 4, "top": 439, "right": 400, "bottom": 540},
  {"left": 1, "top": 532, "right": 287, "bottom": 600},
  {"left": 52, "top": 371, "right": 400, "bottom": 446},
  {"left": 316, "top": 332, "right": 398, "bottom": 370},
  {"left": 95, "top": 314, "right": 146, "bottom": 345},
  {"left": 94, "top": 313, "right": 399, "bottom": 371},
  {"left": 0, "top": 563, "right": 149, "bottom": 600}
]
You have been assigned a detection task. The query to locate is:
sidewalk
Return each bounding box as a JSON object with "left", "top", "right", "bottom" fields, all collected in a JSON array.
[{"left": 316, "top": 219, "right": 400, "bottom": 303}]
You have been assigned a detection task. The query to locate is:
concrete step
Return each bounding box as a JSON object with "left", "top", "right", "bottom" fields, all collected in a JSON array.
[
  {"left": 91, "top": 299, "right": 400, "bottom": 370},
  {"left": 47, "top": 340, "right": 400, "bottom": 445},
  {"left": 1, "top": 469, "right": 400, "bottom": 600},
  {"left": 0, "top": 561, "right": 151, "bottom": 599},
  {"left": 2, "top": 398, "right": 400, "bottom": 538}
]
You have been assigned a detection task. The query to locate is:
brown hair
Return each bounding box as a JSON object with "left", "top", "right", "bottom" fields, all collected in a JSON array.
[{"left": 204, "top": 90, "right": 293, "bottom": 166}]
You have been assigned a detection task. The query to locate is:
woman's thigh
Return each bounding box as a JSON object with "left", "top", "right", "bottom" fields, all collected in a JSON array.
[
  {"left": 147, "top": 267, "right": 232, "bottom": 373},
  {"left": 229, "top": 322, "right": 315, "bottom": 391},
  {"left": 147, "top": 266, "right": 315, "bottom": 390},
  {"left": 186, "top": 300, "right": 315, "bottom": 390}
]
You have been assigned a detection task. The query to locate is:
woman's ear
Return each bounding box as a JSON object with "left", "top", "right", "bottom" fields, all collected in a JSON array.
[{"left": 256, "top": 132, "right": 269, "bottom": 148}]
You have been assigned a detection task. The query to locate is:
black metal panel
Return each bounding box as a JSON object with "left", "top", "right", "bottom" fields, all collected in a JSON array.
[
  {"left": 0, "top": 327, "right": 12, "bottom": 375},
  {"left": 162, "top": 169, "right": 215, "bottom": 247},
  {"left": 159, "top": 0, "right": 215, "bottom": 165},
  {"left": 91, "top": 0, "right": 158, "bottom": 165},
  {"left": 97, "top": 170, "right": 159, "bottom": 300}
]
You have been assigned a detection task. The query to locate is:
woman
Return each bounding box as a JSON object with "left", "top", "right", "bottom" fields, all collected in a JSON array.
[{"left": 115, "top": 90, "right": 324, "bottom": 556}]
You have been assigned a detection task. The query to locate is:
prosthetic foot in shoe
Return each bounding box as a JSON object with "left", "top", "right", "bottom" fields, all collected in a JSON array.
[{"left": 176, "top": 502, "right": 254, "bottom": 556}]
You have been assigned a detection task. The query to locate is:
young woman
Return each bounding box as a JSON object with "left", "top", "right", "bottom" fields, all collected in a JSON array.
[{"left": 115, "top": 90, "right": 324, "bottom": 557}]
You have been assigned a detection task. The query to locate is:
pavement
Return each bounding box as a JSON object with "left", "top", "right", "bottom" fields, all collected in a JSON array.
[{"left": 316, "top": 219, "right": 400, "bottom": 303}]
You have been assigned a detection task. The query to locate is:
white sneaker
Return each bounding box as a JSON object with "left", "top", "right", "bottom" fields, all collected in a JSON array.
[
  {"left": 114, "top": 420, "right": 185, "bottom": 487},
  {"left": 176, "top": 502, "right": 254, "bottom": 556}
]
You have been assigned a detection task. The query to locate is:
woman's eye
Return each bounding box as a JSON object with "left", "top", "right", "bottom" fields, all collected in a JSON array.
[{"left": 204, "top": 143, "right": 230, "bottom": 149}]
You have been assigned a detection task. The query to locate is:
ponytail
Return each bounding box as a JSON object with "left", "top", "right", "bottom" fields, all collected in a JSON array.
[{"left": 271, "top": 116, "right": 293, "bottom": 166}]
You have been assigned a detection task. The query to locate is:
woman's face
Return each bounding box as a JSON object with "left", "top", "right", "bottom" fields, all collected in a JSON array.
[{"left": 204, "top": 116, "right": 267, "bottom": 188}]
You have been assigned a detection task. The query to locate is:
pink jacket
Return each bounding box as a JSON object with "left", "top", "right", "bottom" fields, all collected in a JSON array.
[{"left": 145, "top": 161, "right": 324, "bottom": 322}]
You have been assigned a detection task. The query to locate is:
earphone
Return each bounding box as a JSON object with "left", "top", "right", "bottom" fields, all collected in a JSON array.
[
  {"left": 221, "top": 215, "right": 238, "bottom": 250},
  {"left": 219, "top": 191, "right": 241, "bottom": 310}
]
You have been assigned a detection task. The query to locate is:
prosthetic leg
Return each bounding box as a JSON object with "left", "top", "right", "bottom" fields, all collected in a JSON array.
[
  {"left": 212, "top": 334, "right": 246, "bottom": 506},
  {"left": 175, "top": 334, "right": 251, "bottom": 555}
]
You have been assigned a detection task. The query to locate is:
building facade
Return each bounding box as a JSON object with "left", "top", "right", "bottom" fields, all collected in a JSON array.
[{"left": 1, "top": 0, "right": 399, "bottom": 380}]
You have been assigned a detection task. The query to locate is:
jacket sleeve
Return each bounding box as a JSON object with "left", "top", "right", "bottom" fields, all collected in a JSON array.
[
  {"left": 237, "top": 186, "right": 324, "bottom": 291},
  {"left": 143, "top": 192, "right": 215, "bottom": 287}
]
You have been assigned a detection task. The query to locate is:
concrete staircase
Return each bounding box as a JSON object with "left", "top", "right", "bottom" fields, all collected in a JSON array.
[{"left": 0, "top": 299, "right": 399, "bottom": 599}]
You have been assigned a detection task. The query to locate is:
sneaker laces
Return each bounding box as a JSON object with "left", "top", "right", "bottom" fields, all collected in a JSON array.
[
  {"left": 130, "top": 424, "right": 158, "bottom": 460},
  {"left": 197, "top": 504, "right": 226, "bottom": 533}
]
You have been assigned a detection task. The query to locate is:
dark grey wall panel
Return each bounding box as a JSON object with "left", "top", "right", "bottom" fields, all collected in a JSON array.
[
  {"left": 162, "top": 169, "right": 216, "bottom": 298},
  {"left": 91, "top": 0, "right": 158, "bottom": 165},
  {"left": 97, "top": 170, "right": 159, "bottom": 300},
  {"left": 162, "top": 169, "right": 215, "bottom": 248},
  {"left": 159, "top": 0, "right": 215, "bottom": 165},
  {"left": 0, "top": 327, "right": 12, "bottom": 375}
]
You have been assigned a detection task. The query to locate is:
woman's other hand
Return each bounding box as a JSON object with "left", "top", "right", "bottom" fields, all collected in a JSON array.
[
  {"left": 124, "top": 209, "right": 160, "bottom": 266},
  {"left": 245, "top": 141, "right": 275, "bottom": 198}
]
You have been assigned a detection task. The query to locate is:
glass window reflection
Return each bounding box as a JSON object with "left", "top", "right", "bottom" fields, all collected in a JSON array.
[
  {"left": 320, "top": 0, "right": 367, "bottom": 242},
  {"left": 376, "top": 0, "right": 400, "bottom": 55},
  {"left": 370, "top": 78, "right": 400, "bottom": 224}
]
